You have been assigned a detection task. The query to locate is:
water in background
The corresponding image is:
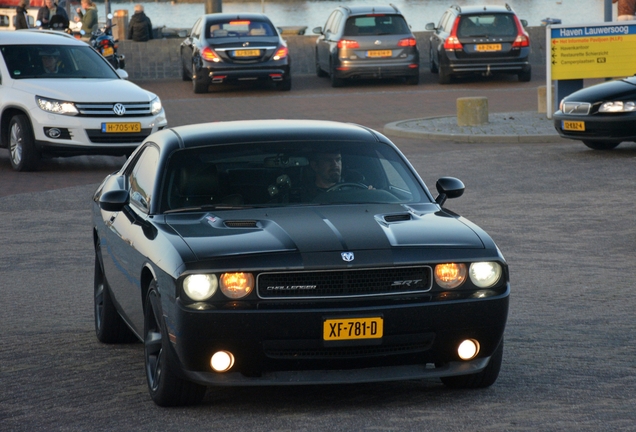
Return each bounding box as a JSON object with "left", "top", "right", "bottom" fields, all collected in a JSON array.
[{"left": 97, "top": 0, "right": 608, "bottom": 33}]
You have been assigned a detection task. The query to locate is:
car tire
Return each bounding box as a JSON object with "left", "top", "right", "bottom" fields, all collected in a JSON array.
[
  {"left": 94, "top": 251, "right": 137, "bottom": 344},
  {"left": 316, "top": 52, "right": 327, "bottom": 78},
  {"left": 518, "top": 68, "right": 532, "bottom": 82},
  {"left": 192, "top": 62, "right": 209, "bottom": 94},
  {"left": 8, "top": 114, "right": 39, "bottom": 172},
  {"left": 440, "top": 339, "right": 504, "bottom": 389},
  {"left": 429, "top": 48, "right": 438, "bottom": 74},
  {"left": 144, "top": 283, "right": 207, "bottom": 406},
  {"left": 276, "top": 76, "right": 292, "bottom": 91},
  {"left": 405, "top": 74, "right": 420, "bottom": 85},
  {"left": 181, "top": 59, "right": 190, "bottom": 81},
  {"left": 330, "top": 62, "right": 345, "bottom": 88},
  {"left": 582, "top": 140, "right": 621, "bottom": 150},
  {"left": 438, "top": 66, "right": 452, "bottom": 85}
]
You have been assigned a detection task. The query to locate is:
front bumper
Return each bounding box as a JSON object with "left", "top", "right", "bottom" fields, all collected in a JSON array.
[
  {"left": 553, "top": 111, "right": 636, "bottom": 142},
  {"left": 166, "top": 287, "right": 509, "bottom": 386}
]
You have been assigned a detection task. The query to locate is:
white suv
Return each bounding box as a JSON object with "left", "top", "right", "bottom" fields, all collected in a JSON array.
[{"left": 0, "top": 31, "right": 167, "bottom": 171}]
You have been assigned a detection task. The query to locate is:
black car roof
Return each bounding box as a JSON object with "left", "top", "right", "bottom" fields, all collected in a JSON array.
[{"left": 162, "top": 120, "right": 383, "bottom": 150}]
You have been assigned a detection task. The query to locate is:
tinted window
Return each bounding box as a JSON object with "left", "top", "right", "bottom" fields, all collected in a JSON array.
[
  {"left": 129, "top": 146, "right": 159, "bottom": 213},
  {"left": 160, "top": 141, "right": 428, "bottom": 213},
  {"left": 457, "top": 13, "right": 516, "bottom": 37},
  {"left": 0, "top": 44, "right": 118, "bottom": 79},
  {"left": 343, "top": 15, "right": 410, "bottom": 36},
  {"left": 206, "top": 19, "right": 276, "bottom": 38}
]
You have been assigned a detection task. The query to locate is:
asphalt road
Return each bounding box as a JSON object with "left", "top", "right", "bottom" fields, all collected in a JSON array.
[{"left": 1, "top": 71, "right": 635, "bottom": 431}]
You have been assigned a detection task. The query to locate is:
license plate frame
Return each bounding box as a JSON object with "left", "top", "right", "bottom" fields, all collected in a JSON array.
[
  {"left": 475, "top": 44, "right": 502, "bottom": 52},
  {"left": 562, "top": 120, "right": 585, "bottom": 131},
  {"left": 367, "top": 50, "right": 392, "bottom": 58},
  {"left": 101, "top": 122, "right": 142, "bottom": 133},
  {"left": 323, "top": 316, "right": 383, "bottom": 341},
  {"left": 234, "top": 49, "right": 261, "bottom": 57}
]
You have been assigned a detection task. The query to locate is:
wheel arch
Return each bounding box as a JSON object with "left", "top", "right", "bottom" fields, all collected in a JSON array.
[
  {"left": 140, "top": 265, "right": 157, "bottom": 312},
  {"left": 1, "top": 106, "right": 31, "bottom": 149}
]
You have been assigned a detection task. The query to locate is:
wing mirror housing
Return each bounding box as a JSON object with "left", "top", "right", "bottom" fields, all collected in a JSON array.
[
  {"left": 312, "top": 26, "right": 323, "bottom": 35},
  {"left": 435, "top": 177, "right": 465, "bottom": 206},
  {"left": 425, "top": 22, "right": 436, "bottom": 31},
  {"left": 99, "top": 189, "right": 130, "bottom": 212}
]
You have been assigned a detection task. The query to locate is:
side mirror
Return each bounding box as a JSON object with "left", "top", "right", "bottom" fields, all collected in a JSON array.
[
  {"left": 99, "top": 189, "right": 130, "bottom": 212},
  {"left": 312, "top": 26, "right": 323, "bottom": 35},
  {"left": 521, "top": 19, "right": 528, "bottom": 27},
  {"left": 116, "top": 68, "right": 129, "bottom": 79},
  {"left": 425, "top": 22, "right": 436, "bottom": 31},
  {"left": 435, "top": 177, "right": 465, "bottom": 206}
]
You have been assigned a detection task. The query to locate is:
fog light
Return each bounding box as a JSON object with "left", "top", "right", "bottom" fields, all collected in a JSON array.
[
  {"left": 210, "top": 351, "right": 234, "bottom": 372},
  {"left": 457, "top": 339, "right": 480, "bottom": 360}
]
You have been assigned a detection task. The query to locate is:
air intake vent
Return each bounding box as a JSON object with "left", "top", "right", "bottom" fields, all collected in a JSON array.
[
  {"left": 224, "top": 220, "right": 258, "bottom": 228},
  {"left": 384, "top": 214, "right": 411, "bottom": 223}
]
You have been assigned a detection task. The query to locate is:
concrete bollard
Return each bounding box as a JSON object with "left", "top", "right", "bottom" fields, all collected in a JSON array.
[
  {"left": 537, "top": 85, "right": 555, "bottom": 114},
  {"left": 457, "top": 97, "right": 488, "bottom": 126}
]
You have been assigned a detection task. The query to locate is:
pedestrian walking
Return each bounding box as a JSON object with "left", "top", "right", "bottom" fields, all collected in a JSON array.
[
  {"left": 613, "top": 0, "right": 636, "bottom": 20},
  {"left": 37, "top": 0, "right": 69, "bottom": 30},
  {"left": 14, "top": 0, "right": 30, "bottom": 29},
  {"left": 127, "top": 4, "right": 153, "bottom": 42}
]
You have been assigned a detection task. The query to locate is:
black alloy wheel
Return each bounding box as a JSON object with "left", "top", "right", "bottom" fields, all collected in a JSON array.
[{"left": 192, "top": 62, "right": 209, "bottom": 94}]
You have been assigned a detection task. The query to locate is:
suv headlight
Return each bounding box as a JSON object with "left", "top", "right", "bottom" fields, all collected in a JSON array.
[
  {"left": 36, "top": 96, "right": 78, "bottom": 116},
  {"left": 150, "top": 96, "right": 162, "bottom": 115}
]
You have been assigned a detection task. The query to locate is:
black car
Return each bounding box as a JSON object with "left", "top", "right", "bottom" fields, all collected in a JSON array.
[
  {"left": 179, "top": 13, "right": 291, "bottom": 93},
  {"left": 425, "top": 4, "right": 531, "bottom": 84},
  {"left": 92, "top": 119, "right": 509, "bottom": 406},
  {"left": 553, "top": 77, "right": 636, "bottom": 150},
  {"left": 313, "top": 5, "right": 420, "bottom": 87}
]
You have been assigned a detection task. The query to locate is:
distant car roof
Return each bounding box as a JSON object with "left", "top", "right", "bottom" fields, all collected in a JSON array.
[
  {"left": 343, "top": 5, "right": 402, "bottom": 16},
  {"left": 0, "top": 30, "right": 82, "bottom": 45},
  {"left": 455, "top": 5, "right": 515, "bottom": 14},
  {"left": 203, "top": 13, "right": 274, "bottom": 22}
]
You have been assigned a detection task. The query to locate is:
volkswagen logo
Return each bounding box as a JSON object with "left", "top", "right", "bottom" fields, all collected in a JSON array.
[
  {"left": 113, "top": 103, "right": 126, "bottom": 116},
  {"left": 341, "top": 252, "right": 354, "bottom": 262},
  {"left": 243, "top": 42, "right": 250, "bottom": 47}
]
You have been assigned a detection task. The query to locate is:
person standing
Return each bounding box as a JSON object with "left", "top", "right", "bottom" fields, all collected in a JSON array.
[
  {"left": 74, "top": 0, "right": 98, "bottom": 35},
  {"left": 37, "top": 0, "right": 69, "bottom": 30},
  {"left": 613, "top": 0, "right": 636, "bottom": 20},
  {"left": 127, "top": 4, "right": 154, "bottom": 41},
  {"left": 14, "top": 0, "right": 30, "bottom": 29}
]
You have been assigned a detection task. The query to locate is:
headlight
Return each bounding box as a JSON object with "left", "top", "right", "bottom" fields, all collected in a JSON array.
[
  {"left": 36, "top": 96, "right": 78, "bottom": 116},
  {"left": 183, "top": 274, "right": 218, "bottom": 301},
  {"left": 434, "top": 263, "right": 467, "bottom": 289},
  {"left": 220, "top": 272, "right": 254, "bottom": 299},
  {"left": 150, "top": 96, "right": 162, "bottom": 115},
  {"left": 599, "top": 101, "right": 636, "bottom": 113},
  {"left": 469, "top": 262, "right": 502, "bottom": 288}
]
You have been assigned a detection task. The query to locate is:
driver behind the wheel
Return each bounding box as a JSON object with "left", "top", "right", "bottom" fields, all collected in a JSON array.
[{"left": 302, "top": 151, "right": 373, "bottom": 201}]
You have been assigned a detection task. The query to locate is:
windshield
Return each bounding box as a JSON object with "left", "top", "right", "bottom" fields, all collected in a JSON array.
[
  {"left": 159, "top": 141, "right": 429, "bottom": 213},
  {"left": 205, "top": 19, "right": 277, "bottom": 38},
  {"left": 0, "top": 44, "right": 119, "bottom": 79}
]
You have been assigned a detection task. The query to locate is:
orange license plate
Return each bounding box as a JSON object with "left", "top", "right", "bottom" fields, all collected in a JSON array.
[
  {"left": 367, "top": 50, "right": 392, "bottom": 58},
  {"left": 323, "top": 317, "right": 383, "bottom": 341},
  {"left": 234, "top": 49, "right": 260, "bottom": 57},
  {"left": 102, "top": 46, "right": 114, "bottom": 57},
  {"left": 102, "top": 122, "right": 142, "bottom": 133},
  {"left": 562, "top": 120, "right": 585, "bottom": 131},
  {"left": 476, "top": 44, "right": 502, "bottom": 52}
]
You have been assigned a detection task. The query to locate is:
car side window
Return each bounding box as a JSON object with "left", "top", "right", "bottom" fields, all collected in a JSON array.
[
  {"left": 323, "top": 11, "right": 336, "bottom": 35},
  {"left": 331, "top": 12, "right": 343, "bottom": 35},
  {"left": 129, "top": 145, "right": 159, "bottom": 214},
  {"left": 191, "top": 18, "right": 201, "bottom": 38}
]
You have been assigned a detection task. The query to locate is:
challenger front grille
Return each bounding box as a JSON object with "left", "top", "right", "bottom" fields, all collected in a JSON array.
[
  {"left": 74, "top": 101, "right": 154, "bottom": 117},
  {"left": 257, "top": 266, "right": 432, "bottom": 299}
]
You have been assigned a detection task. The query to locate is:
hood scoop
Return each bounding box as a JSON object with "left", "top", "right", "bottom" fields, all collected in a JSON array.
[
  {"left": 383, "top": 213, "right": 412, "bottom": 223},
  {"left": 224, "top": 220, "right": 259, "bottom": 228}
]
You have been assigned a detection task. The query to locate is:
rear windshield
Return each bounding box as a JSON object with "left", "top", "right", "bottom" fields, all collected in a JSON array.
[
  {"left": 206, "top": 19, "right": 277, "bottom": 38},
  {"left": 457, "top": 13, "right": 517, "bottom": 38},
  {"left": 0, "top": 44, "right": 118, "bottom": 79},
  {"left": 343, "top": 14, "right": 410, "bottom": 36}
]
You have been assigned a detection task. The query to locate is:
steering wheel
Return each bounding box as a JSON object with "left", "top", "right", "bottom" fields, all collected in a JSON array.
[{"left": 325, "top": 182, "right": 368, "bottom": 192}]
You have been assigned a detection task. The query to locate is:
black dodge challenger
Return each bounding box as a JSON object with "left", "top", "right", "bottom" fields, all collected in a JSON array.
[{"left": 92, "top": 119, "right": 509, "bottom": 406}]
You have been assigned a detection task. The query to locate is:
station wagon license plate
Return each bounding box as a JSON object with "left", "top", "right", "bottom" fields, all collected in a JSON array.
[
  {"left": 323, "top": 317, "right": 383, "bottom": 341},
  {"left": 476, "top": 44, "right": 502, "bottom": 52},
  {"left": 562, "top": 120, "right": 585, "bottom": 131},
  {"left": 102, "top": 122, "right": 142, "bottom": 133},
  {"left": 234, "top": 49, "right": 260, "bottom": 57},
  {"left": 367, "top": 50, "right": 392, "bottom": 58}
]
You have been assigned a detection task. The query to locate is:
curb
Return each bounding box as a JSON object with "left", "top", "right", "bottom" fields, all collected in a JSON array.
[{"left": 384, "top": 116, "right": 570, "bottom": 143}]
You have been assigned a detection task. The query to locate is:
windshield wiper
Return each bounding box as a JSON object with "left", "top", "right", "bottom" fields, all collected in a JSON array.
[{"left": 164, "top": 204, "right": 253, "bottom": 214}]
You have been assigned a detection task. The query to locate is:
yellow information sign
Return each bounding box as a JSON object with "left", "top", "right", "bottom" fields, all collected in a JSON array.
[{"left": 549, "top": 24, "right": 636, "bottom": 80}]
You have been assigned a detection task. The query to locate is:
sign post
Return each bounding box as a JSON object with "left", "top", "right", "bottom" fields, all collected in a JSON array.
[{"left": 546, "top": 21, "right": 636, "bottom": 118}]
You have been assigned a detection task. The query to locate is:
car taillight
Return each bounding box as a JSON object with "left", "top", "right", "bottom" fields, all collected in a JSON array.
[
  {"left": 511, "top": 15, "right": 530, "bottom": 48},
  {"left": 337, "top": 39, "right": 360, "bottom": 49},
  {"left": 201, "top": 46, "right": 221, "bottom": 62},
  {"left": 273, "top": 46, "right": 288, "bottom": 60},
  {"left": 443, "top": 17, "right": 463, "bottom": 50},
  {"left": 398, "top": 37, "right": 417, "bottom": 47}
]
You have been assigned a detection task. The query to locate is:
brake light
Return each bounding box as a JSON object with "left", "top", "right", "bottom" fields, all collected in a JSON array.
[
  {"left": 229, "top": 20, "right": 250, "bottom": 25},
  {"left": 337, "top": 39, "right": 360, "bottom": 49},
  {"left": 100, "top": 39, "right": 109, "bottom": 47},
  {"left": 201, "top": 46, "right": 221, "bottom": 62},
  {"left": 273, "top": 46, "right": 288, "bottom": 60},
  {"left": 511, "top": 15, "right": 530, "bottom": 48},
  {"left": 443, "top": 17, "right": 463, "bottom": 50},
  {"left": 398, "top": 37, "right": 417, "bottom": 47}
]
